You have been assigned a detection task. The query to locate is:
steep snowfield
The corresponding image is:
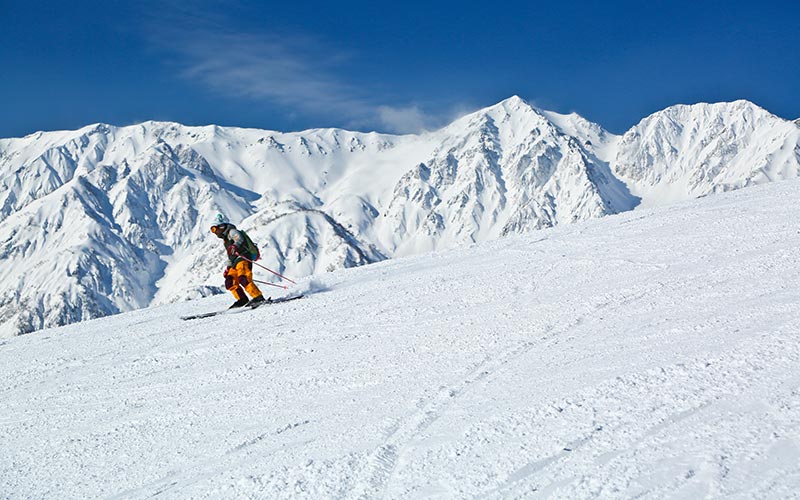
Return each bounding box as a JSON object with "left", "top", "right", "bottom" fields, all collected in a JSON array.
[{"left": 2, "top": 178, "right": 799, "bottom": 499}]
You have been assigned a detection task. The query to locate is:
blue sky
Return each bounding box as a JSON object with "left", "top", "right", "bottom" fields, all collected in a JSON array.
[{"left": 2, "top": 0, "right": 798, "bottom": 137}]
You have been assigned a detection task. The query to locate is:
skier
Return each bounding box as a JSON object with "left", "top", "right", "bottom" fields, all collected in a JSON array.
[{"left": 210, "top": 214, "right": 267, "bottom": 308}]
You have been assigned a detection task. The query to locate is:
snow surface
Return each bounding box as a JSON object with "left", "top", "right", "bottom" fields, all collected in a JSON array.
[{"left": 2, "top": 178, "right": 799, "bottom": 499}]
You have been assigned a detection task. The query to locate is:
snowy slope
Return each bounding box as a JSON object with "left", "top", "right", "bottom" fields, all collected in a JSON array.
[
  {"left": 2, "top": 97, "right": 800, "bottom": 337},
  {"left": 1, "top": 178, "right": 799, "bottom": 499}
]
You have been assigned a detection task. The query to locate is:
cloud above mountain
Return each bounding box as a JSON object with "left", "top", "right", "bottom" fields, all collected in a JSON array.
[{"left": 144, "top": 8, "right": 436, "bottom": 134}]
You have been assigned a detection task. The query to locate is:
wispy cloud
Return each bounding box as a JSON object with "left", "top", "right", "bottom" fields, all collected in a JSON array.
[
  {"left": 145, "top": 8, "right": 438, "bottom": 133},
  {"left": 377, "top": 105, "right": 433, "bottom": 134}
]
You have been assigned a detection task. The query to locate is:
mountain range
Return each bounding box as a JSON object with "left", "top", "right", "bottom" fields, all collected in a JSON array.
[{"left": 1, "top": 96, "right": 798, "bottom": 336}]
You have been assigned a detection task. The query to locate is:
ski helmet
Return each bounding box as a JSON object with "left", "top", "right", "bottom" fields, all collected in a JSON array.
[{"left": 210, "top": 213, "right": 230, "bottom": 235}]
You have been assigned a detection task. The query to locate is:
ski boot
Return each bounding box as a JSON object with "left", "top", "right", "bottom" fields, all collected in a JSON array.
[
  {"left": 247, "top": 295, "right": 268, "bottom": 308},
  {"left": 229, "top": 297, "right": 249, "bottom": 309}
]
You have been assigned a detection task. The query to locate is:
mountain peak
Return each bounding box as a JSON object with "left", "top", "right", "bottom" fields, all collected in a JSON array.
[
  {"left": 488, "top": 95, "right": 536, "bottom": 116},
  {"left": 442, "top": 95, "right": 541, "bottom": 134},
  {"left": 625, "top": 99, "right": 794, "bottom": 138},
  {"left": 498, "top": 94, "right": 527, "bottom": 107},
  {"left": 653, "top": 99, "right": 771, "bottom": 119}
]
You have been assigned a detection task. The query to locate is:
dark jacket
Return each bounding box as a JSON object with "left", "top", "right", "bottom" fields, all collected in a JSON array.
[{"left": 217, "top": 223, "right": 259, "bottom": 266}]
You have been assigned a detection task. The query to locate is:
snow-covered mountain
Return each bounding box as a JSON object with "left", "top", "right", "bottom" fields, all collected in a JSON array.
[
  {"left": 1, "top": 97, "right": 799, "bottom": 336},
  {"left": 614, "top": 100, "right": 800, "bottom": 207}
]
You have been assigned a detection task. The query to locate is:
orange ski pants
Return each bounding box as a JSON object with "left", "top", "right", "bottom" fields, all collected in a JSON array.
[{"left": 224, "top": 260, "right": 263, "bottom": 301}]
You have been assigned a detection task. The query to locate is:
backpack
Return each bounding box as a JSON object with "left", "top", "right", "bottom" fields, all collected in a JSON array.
[{"left": 240, "top": 230, "right": 260, "bottom": 261}]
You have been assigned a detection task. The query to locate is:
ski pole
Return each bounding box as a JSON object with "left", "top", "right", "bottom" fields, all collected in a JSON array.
[
  {"left": 254, "top": 279, "right": 288, "bottom": 290},
  {"left": 234, "top": 251, "right": 297, "bottom": 285}
]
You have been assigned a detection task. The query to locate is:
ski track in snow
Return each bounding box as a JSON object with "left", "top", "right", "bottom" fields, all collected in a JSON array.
[{"left": 2, "top": 180, "right": 800, "bottom": 499}]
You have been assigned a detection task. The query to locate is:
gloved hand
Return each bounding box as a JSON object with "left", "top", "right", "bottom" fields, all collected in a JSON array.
[{"left": 227, "top": 245, "right": 237, "bottom": 256}]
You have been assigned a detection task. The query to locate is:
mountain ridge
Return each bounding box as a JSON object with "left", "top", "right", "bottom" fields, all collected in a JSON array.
[{"left": 2, "top": 97, "right": 799, "bottom": 336}]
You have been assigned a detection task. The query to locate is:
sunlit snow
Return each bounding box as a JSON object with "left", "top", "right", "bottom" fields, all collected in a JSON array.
[{"left": 2, "top": 179, "right": 799, "bottom": 498}]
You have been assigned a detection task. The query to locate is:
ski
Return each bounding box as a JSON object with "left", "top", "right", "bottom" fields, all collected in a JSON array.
[{"left": 180, "top": 294, "right": 305, "bottom": 321}]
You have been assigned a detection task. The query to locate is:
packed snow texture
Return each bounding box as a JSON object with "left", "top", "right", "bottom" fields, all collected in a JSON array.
[
  {"left": 1, "top": 179, "right": 799, "bottom": 498},
  {"left": 1, "top": 97, "right": 799, "bottom": 336}
]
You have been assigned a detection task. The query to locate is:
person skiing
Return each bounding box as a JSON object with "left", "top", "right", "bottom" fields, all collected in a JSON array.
[{"left": 210, "top": 214, "right": 266, "bottom": 308}]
